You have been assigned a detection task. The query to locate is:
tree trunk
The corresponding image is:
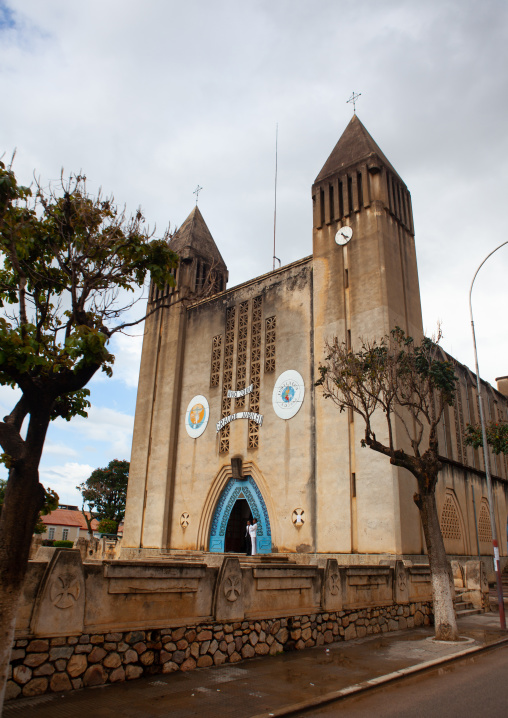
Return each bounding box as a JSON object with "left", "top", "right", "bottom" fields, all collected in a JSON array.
[
  {"left": 0, "top": 465, "right": 45, "bottom": 712},
  {"left": 417, "top": 490, "right": 459, "bottom": 641}
]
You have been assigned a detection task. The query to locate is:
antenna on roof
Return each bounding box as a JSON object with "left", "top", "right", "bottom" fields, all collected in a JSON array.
[{"left": 273, "top": 123, "right": 281, "bottom": 271}]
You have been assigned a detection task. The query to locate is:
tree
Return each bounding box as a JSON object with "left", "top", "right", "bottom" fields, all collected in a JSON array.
[
  {"left": 0, "top": 478, "right": 58, "bottom": 534},
  {"left": 317, "top": 327, "right": 459, "bottom": 641},
  {"left": 0, "top": 161, "right": 179, "bottom": 709},
  {"left": 465, "top": 421, "right": 508, "bottom": 456},
  {"left": 97, "top": 518, "right": 118, "bottom": 535},
  {"left": 77, "top": 459, "right": 129, "bottom": 525}
]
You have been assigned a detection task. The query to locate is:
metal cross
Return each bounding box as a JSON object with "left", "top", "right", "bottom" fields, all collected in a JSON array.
[
  {"left": 193, "top": 185, "right": 202, "bottom": 204},
  {"left": 347, "top": 91, "right": 361, "bottom": 114}
]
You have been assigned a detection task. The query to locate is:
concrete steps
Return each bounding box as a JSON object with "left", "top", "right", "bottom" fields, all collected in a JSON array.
[{"left": 454, "top": 589, "right": 482, "bottom": 617}]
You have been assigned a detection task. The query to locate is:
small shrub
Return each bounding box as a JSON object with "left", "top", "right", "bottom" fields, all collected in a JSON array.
[
  {"left": 42, "top": 539, "right": 54, "bottom": 547},
  {"left": 53, "top": 540, "right": 74, "bottom": 548}
]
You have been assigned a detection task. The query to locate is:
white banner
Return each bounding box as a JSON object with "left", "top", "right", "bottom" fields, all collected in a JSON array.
[
  {"left": 216, "top": 412, "right": 263, "bottom": 432},
  {"left": 227, "top": 384, "right": 254, "bottom": 398}
]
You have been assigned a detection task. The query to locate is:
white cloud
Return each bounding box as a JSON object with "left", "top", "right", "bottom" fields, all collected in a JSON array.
[
  {"left": 42, "top": 441, "right": 78, "bottom": 458},
  {"left": 39, "top": 462, "right": 95, "bottom": 506},
  {"left": 52, "top": 406, "right": 134, "bottom": 459}
]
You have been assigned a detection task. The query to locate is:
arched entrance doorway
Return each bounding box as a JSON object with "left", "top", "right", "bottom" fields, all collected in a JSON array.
[{"left": 209, "top": 476, "right": 272, "bottom": 553}]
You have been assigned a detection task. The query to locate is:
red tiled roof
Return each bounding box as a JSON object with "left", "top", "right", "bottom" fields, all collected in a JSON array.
[{"left": 41, "top": 509, "right": 99, "bottom": 530}]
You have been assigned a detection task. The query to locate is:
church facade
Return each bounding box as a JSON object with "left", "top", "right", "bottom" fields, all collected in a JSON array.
[{"left": 121, "top": 116, "right": 508, "bottom": 567}]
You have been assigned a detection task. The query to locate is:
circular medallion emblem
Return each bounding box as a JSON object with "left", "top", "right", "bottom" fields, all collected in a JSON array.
[
  {"left": 272, "top": 370, "right": 305, "bottom": 420},
  {"left": 185, "top": 395, "right": 209, "bottom": 438}
]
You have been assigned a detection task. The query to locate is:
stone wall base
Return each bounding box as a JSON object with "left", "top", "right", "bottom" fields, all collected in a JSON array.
[{"left": 6, "top": 601, "right": 432, "bottom": 701}]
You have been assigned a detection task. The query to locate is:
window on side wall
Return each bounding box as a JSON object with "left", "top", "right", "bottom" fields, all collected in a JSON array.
[{"left": 62, "top": 529, "right": 69, "bottom": 541}]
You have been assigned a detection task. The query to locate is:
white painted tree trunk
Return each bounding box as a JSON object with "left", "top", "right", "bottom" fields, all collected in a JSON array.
[{"left": 418, "top": 491, "right": 459, "bottom": 641}]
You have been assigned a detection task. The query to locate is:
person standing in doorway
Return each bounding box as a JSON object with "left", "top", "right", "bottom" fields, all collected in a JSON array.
[
  {"left": 249, "top": 518, "right": 258, "bottom": 556},
  {"left": 245, "top": 520, "right": 252, "bottom": 555}
]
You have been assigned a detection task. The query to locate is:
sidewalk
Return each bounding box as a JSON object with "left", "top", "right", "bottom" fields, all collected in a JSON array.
[{"left": 5, "top": 612, "right": 508, "bottom": 718}]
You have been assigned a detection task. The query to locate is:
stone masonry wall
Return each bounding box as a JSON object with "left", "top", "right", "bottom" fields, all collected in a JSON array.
[{"left": 6, "top": 601, "right": 432, "bottom": 701}]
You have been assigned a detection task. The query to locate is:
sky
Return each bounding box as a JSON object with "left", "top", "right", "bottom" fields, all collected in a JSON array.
[{"left": 1, "top": 0, "right": 507, "bottom": 506}]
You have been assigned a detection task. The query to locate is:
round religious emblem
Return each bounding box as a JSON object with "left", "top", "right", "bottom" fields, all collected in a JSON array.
[
  {"left": 272, "top": 370, "right": 305, "bottom": 420},
  {"left": 184, "top": 395, "right": 209, "bottom": 438}
]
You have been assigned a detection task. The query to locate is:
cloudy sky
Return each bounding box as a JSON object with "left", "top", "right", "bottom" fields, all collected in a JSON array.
[{"left": 1, "top": 0, "right": 507, "bottom": 506}]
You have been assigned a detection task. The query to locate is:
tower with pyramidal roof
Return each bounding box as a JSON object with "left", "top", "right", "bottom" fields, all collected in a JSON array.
[{"left": 122, "top": 117, "right": 508, "bottom": 568}]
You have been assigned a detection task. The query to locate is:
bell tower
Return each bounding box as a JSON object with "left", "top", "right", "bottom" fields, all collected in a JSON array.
[
  {"left": 312, "top": 115, "right": 424, "bottom": 556},
  {"left": 312, "top": 113, "right": 422, "bottom": 347}
]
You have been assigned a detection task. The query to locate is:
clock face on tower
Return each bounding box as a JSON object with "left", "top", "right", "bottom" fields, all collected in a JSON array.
[{"left": 335, "top": 226, "right": 353, "bottom": 245}]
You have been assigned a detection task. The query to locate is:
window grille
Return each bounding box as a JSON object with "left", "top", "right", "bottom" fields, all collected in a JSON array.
[{"left": 440, "top": 494, "right": 462, "bottom": 541}]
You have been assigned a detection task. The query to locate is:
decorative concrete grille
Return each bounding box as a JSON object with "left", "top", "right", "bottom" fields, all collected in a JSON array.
[
  {"left": 478, "top": 501, "right": 493, "bottom": 543},
  {"left": 454, "top": 385, "right": 465, "bottom": 465},
  {"left": 210, "top": 335, "right": 222, "bottom": 387},
  {"left": 249, "top": 296, "right": 263, "bottom": 449},
  {"left": 220, "top": 307, "right": 236, "bottom": 453},
  {"left": 235, "top": 301, "right": 249, "bottom": 410},
  {"left": 265, "top": 315, "right": 276, "bottom": 373},
  {"left": 440, "top": 494, "right": 462, "bottom": 541}
]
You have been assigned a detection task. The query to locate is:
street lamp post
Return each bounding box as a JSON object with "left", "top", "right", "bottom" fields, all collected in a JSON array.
[{"left": 469, "top": 240, "right": 508, "bottom": 630}]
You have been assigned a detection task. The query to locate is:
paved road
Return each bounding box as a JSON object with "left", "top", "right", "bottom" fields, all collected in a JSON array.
[{"left": 298, "top": 643, "right": 508, "bottom": 717}]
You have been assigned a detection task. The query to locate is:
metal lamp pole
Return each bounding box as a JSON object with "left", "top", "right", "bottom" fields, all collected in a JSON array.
[{"left": 469, "top": 240, "right": 508, "bottom": 630}]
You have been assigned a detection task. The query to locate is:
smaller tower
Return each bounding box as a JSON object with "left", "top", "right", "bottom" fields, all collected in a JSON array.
[
  {"left": 123, "top": 207, "right": 227, "bottom": 550},
  {"left": 168, "top": 206, "right": 228, "bottom": 299}
]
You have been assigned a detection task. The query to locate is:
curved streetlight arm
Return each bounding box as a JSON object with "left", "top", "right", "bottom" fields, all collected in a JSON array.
[{"left": 469, "top": 239, "right": 508, "bottom": 630}]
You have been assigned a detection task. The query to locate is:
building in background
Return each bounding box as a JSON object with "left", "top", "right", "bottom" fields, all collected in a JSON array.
[{"left": 38, "top": 505, "right": 99, "bottom": 543}]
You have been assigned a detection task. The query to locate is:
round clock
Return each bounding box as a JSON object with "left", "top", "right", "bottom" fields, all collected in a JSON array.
[{"left": 335, "top": 226, "right": 353, "bottom": 245}]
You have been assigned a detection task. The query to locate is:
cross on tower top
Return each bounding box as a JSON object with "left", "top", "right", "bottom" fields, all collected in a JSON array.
[
  {"left": 193, "top": 185, "right": 202, "bottom": 204},
  {"left": 347, "top": 91, "right": 361, "bottom": 114}
]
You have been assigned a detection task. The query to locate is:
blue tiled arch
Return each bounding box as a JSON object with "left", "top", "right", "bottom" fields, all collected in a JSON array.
[{"left": 209, "top": 475, "right": 272, "bottom": 553}]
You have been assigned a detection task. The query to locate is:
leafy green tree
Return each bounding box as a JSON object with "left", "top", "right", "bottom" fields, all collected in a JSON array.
[
  {"left": 97, "top": 518, "right": 118, "bottom": 535},
  {"left": 465, "top": 421, "right": 508, "bottom": 456},
  {"left": 317, "top": 327, "right": 459, "bottom": 641},
  {"left": 0, "top": 161, "right": 178, "bottom": 708},
  {"left": 77, "top": 459, "right": 129, "bottom": 525}
]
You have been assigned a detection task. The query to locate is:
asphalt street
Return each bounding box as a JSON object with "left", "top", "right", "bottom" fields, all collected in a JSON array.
[{"left": 298, "top": 643, "right": 508, "bottom": 717}]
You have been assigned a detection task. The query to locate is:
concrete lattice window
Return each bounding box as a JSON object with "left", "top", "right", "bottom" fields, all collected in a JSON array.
[
  {"left": 235, "top": 301, "right": 249, "bottom": 410},
  {"left": 210, "top": 335, "right": 222, "bottom": 387},
  {"left": 249, "top": 296, "right": 263, "bottom": 449},
  {"left": 264, "top": 315, "right": 276, "bottom": 373},
  {"left": 440, "top": 493, "right": 462, "bottom": 541},
  {"left": 478, "top": 500, "right": 493, "bottom": 544},
  {"left": 219, "top": 306, "right": 236, "bottom": 454}
]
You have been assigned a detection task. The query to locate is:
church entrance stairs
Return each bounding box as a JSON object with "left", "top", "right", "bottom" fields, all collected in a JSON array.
[{"left": 453, "top": 588, "right": 483, "bottom": 618}]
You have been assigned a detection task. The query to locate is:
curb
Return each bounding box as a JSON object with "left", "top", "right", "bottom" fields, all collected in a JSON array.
[{"left": 250, "top": 634, "right": 508, "bottom": 718}]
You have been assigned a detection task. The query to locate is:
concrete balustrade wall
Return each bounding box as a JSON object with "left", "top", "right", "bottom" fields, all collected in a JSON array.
[{"left": 5, "top": 549, "right": 488, "bottom": 701}]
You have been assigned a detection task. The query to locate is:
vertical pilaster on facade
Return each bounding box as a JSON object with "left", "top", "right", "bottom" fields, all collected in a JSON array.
[
  {"left": 332, "top": 178, "right": 341, "bottom": 221},
  {"left": 351, "top": 173, "right": 360, "bottom": 213},
  {"left": 386, "top": 171, "right": 394, "bottom": 215},
  {"left": 323, "top": 184, "right": 331, "bottom": 225},
  {"left": 313, "top": 192, "right": 322, "bottom": 229},
  {"left": 360, "top": 164, "right": 370, "bottom": 207},
  {"left": 341, "top": 174, "right": 350, "bottom": 217}
]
